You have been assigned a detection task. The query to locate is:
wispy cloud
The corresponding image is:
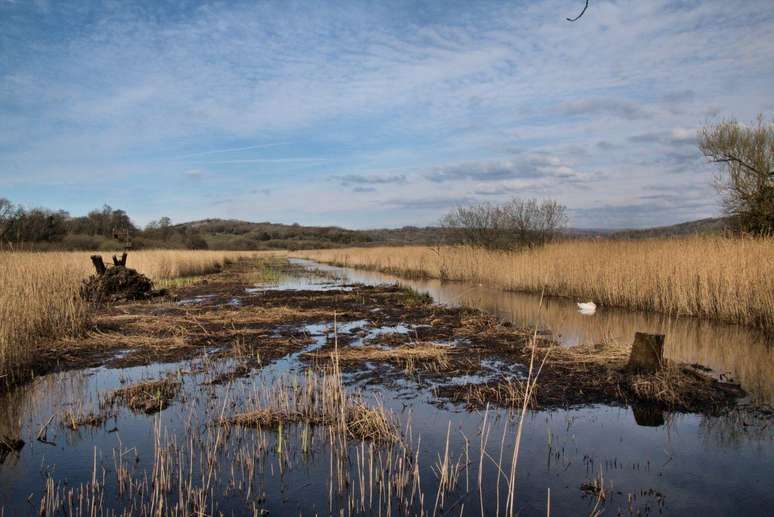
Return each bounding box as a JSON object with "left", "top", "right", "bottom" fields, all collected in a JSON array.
[
  {"left": 173, "top": 143, "right": 289, "bottom": 159},
  {"left": 559, "top": 99, "right": 650, "bottom": 120},
  {"left": 331, "top": 173, "right": 407, "bottom": 186}
]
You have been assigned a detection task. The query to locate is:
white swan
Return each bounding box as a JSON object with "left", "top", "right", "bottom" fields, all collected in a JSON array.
[{"left": 577, "top": 301, "right": 597, "bottom": 314}]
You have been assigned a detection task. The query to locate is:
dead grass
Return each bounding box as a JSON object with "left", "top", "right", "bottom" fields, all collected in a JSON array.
[
  {"left": 223, "top": 370, "right": 400, "bottom": 443},
  {"left": 307, "top": 341, "right": 450, "bottom": 366},
  {"left": 624, "top": 366, "right": 737, "bottom": 410},
  {"left": 440, "top": 338, "right": 743, "bottom": 412},
  {"left": 0, "top": 250, "right": 270, "bottom": 385},
  {"left": 106, "top": 378, "right": 181, "bottom": 414},
  {"left": 294, "top": 235, "right": 774, "bottom": 331},
  {"left": 457, "top": 379, "right": 534, "bottom": 408},
  {"left": 60, "top": 407, "right": 109, "bottom": 430}
]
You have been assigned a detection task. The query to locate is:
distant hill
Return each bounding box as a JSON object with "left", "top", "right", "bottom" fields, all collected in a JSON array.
[
  {"left": 172, "top": 219, "right": 453, "bottom": 250},
  {"left": 173, "top": 216, "right": 731, "bottom": 250},
  {"left": 607, "top": 217, "right": 731, "bottom": 239}
]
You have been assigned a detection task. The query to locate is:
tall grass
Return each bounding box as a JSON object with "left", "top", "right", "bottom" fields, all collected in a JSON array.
[
  {"left": 294, "top": 236, "right": 774, "bottom": 331},
  {"left": 0, "top": 250, "right": 258, "bottom": 384}
]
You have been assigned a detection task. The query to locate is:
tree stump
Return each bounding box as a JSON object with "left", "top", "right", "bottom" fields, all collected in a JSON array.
[
  {"left": 90, "top": 255, "right": 107, "bottom": 275},
  {"left": 112, "top": 252, "right": 127, "bottom": 267},
  {"left": 627, "top": 332, "right": 665, "bottom": 373}
]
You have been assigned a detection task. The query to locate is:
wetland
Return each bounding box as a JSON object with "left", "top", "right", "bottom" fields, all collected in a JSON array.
[{"left": 0, "top": 257, "right": 771, "bottom": 516}]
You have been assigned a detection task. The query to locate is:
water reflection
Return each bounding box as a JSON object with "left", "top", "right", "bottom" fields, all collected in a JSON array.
[{"left": 292, "top": 259, "right": 774, "bottom": 405}]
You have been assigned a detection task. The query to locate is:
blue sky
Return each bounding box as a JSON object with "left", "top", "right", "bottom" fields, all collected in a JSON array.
[{"left": 1, "top": 0, "right": 773, "bottom": 229}]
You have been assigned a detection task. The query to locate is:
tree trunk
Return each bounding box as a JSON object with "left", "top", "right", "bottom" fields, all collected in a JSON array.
[{"left": 90, "top": 255, "right": 107, "bottom": 275}]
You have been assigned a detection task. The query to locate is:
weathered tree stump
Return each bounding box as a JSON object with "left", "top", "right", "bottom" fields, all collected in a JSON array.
[
  {"left": 627, "top": 332, "right": 665, "bottom": 373},
  {"left": 90, "top": 255, "right": 107, "bottom": 275},
  {"left": 112, "top": 252, "right": 127, "bottom": 267}
]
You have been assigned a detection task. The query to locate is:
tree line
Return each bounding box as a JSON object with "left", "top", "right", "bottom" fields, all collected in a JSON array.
[{"left": 0, "top": 201, "right": 208, "bottom": 250}]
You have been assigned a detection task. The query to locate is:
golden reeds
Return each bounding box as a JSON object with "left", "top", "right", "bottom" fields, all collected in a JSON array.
[
  {"left": 294, "top": 235, "right": 774, "bottom": 331},
  {"left": 0, "top": 250, "right": 261, "bottom": 384}
]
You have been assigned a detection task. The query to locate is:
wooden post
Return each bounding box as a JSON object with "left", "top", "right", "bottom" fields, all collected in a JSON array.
[
  {"left": 627, "top": 332, "right": 665, "bottom": 373},
  {"left": 90, "top": 255, "right": 107, "bottom": 275}
]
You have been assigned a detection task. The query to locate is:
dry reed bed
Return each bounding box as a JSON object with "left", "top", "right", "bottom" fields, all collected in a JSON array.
[
  {"left": 0, "top": 250, "right": 262, "bottom": 384},
  {"left": 294, "top": 236, "right": 774, "bottom": 331}
]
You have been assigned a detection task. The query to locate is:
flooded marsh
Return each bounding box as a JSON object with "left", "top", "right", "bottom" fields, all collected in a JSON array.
[{"left": 0, "top": 258, "right": 772, "bottom": 515}]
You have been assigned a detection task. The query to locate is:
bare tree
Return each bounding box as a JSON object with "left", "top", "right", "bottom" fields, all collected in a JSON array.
[
  {"left": 441, "top": 197, "right": 567, "bottom": 249},
  {"left": 699, "top": 115, "right": 774, "bottom": 234},
  {"left": 0, "top": 198, "right": 13, "bottom": 241}
]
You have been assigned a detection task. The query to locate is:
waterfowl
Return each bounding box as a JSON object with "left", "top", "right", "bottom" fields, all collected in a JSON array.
[{"left": 577, "top": 301, "right": 597, "bottom": 314}]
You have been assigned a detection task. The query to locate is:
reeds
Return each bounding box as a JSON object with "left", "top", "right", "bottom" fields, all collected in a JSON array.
[
  {"left": 294, "top": 235, "right": 774, "bottom": 331},
  {"left": 224, "top": 369, "right": 400, "bottom": 443},
  {"left": 0, "top": 250, "right": 260, "bottom": 385},
  {"left": 105, "top": 377, "right": 182, "bottom": 414}
]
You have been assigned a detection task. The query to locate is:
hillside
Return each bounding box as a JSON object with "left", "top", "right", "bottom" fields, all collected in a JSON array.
[
  {"left": 173, "top": 219, "right": 453, "bottom": 250},
  {"left": 607, "top": 217, "right": 731, "bottom": 239},
  {"left": 172, "top": 216, "right": 731, "bottom": 251}
]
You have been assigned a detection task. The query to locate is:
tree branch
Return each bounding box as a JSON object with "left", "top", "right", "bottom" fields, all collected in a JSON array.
[
  {"left": 710, "top": 154, "right": 773, "bottom": 178},
  {"left": 567, "top": 0, "right": 589, "bottom": 22}
]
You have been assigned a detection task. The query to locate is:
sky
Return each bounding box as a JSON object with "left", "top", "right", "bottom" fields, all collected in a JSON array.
[{"left": 1, "top": 0, "right": 773, "bottom": 229}]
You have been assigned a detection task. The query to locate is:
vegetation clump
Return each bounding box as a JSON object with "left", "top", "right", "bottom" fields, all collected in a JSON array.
[
  {"left": 223, "top": 370, "right": 400, "bottom": 443},
  {"left": 106, "top": 378, "right": 181, "bottom": 414},
  {"left": 80, "top": 265, "right": 155, "bottom": 304}
]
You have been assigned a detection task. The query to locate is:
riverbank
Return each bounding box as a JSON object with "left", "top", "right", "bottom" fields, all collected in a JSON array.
[{"left": 292, "top": 236, "right": 774, "bottom": 332}]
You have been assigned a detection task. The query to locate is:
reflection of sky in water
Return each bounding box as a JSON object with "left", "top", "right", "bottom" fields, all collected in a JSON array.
[
  {"left": 0, "top": 347, "right": 771, "bottom": 516},
  {"left": 290, "top": 259, "right": 774, "bottom": 405}
]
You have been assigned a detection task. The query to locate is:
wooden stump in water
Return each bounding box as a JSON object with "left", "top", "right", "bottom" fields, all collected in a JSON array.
[
  {"left": 627, "top": 332, "right": 664, "bottom": 373},
  {"left": 90, "top": 255, "right": 107, "bottom": 275}
]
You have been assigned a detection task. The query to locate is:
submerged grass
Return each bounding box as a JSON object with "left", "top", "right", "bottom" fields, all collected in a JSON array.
[{"left": 294, "top": 236, "right": 774, "bottom": 331}]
